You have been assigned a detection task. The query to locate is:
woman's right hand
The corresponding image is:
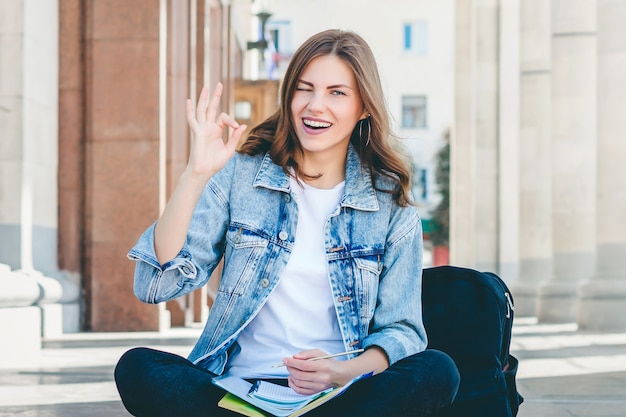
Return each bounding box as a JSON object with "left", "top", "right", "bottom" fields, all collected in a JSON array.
[
  {"left": 185, "top": 82, "right": 247, "bottom": 181},
  {"left": 153, "top": 83, "right": 246, "bottom": 264}
]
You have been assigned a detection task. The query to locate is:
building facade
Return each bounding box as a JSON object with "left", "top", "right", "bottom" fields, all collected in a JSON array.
[
  {"left": 452, "top": 0, "right": 626, "bottom": 330},
  {"left": 2, "top": 0, "right": 625, "bottom": 369},
  {"left": 0, "top": 0, "right": 254, "bottom": 368}
]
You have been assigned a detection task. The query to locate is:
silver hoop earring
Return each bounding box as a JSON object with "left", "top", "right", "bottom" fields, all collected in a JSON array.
[{"left": 366, "top": 118, "right": 371, "bottom": 147}]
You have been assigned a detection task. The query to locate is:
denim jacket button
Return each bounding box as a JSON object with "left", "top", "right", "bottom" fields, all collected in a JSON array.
[
  {"left": 260, "top": 278, "right": 270, "bottom": 288},
  {"left": 278, "top": 231, "right": 288, "bottom": 241},
  {"left": 283, "top": 194, "right": 291, "bottom": 203}
]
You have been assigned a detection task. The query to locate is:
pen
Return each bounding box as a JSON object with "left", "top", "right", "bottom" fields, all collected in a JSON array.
[
  {"left": 248, "top": 380, "right": 261, "bottom": 395},
  {"left": 271, "top": 348, "right": 365, "bottom": 368}
]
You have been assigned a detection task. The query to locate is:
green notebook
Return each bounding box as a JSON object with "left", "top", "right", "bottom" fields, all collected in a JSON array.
[{"left": 218, "top": 393, "right": 270, "bottom": 417}]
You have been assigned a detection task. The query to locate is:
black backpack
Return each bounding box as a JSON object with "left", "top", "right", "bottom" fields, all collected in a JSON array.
[{"left": 421, "top": 265, "right": 524, "bottom": 416}]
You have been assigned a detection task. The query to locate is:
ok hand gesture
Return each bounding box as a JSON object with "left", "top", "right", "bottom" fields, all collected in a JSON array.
[
  {"left": 153, "top": 83, "right": 247, "bottom": 263},
  {"left": 185, "top": 83, "right": 247, "bottom": 181}
]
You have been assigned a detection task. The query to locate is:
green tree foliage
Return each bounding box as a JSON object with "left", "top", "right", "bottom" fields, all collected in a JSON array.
[{"left": 430, "top": 132, "right": 450, "bottom": 246}]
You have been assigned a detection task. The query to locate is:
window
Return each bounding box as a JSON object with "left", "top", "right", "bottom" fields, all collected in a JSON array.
[
  {"left": 403, "top": 21, "right": 428, "bottom": 55},
  {"left": 269, "top": 28, "right": 280, "bottom": 51},
  {"left": 265, "top": 20, "right": 293, "bottom": 79},
  {"left": 402, "top": 96, "right": 428, "bottom": 128},
  {"left": 266, "top": 20, "right": 293, "bottom": 55},
  {"left": 234, "top": 101, "right": 252, "bottom": 121},
  {"left": 413, "top": 167, "right": 428, "bottom": 201}
]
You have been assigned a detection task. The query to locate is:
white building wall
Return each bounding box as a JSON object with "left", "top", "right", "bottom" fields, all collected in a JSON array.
[{"left": 260, "top": 0, "right": 455, "bottom": 217}]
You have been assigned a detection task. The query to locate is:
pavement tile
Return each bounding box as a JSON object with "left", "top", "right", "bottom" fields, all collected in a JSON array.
[{"left": 0, "top": 402, "right": 127, "bottom": 417}]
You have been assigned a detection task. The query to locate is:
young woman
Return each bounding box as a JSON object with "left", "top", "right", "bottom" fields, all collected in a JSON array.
[{"left": 115, "top": 29, "right": 459, "bottom": 416}]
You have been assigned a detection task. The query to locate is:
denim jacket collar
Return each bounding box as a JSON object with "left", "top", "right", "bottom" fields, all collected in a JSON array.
[{"left": 253, "top": 144, "right": 380, "bottom": 212}]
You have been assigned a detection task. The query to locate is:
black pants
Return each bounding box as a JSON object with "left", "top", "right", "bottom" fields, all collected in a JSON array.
[{"left": 114, "top": 347, "right": 460, "bottom": 417}]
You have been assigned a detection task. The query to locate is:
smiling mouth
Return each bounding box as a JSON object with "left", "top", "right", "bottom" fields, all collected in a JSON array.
[{"left": 303, "top": 119, "right": 332, "bottom": 129}]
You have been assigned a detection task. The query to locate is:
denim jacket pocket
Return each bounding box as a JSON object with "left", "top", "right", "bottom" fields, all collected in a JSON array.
[
  {"left": 222, "top": 225, "right": 269, "bottom": 296},
  {"left": 353, "top": 256, "right": 382, "bottom": 327}
]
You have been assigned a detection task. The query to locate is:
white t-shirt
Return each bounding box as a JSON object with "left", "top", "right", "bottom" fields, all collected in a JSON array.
[{"left": 226, "top": 177, "right": 346, "bottom": 378}]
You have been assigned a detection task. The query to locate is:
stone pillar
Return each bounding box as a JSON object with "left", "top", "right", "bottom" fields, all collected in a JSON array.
[
  {"left": 162, "top": 0, "right": 212, "bottom": 328},
  {"left": 58, "top": 0, "right": 86, "bottom": 333},
  {"left": 81, "top": 0, "right": 162, "bottom": 331},
  {"left": 0, "top": 0, "right": 65, "bottom": 366},
  {"left": 5, "top": 0, "right": 60, "bottom": 282},
  {"left": 0, "top": 264, "right": 41, "bottom": 369},
  {"left": 450, "top": 0, "right": 477, "bottom": 266},
  {"left": 514, "top": 0, "right": 553, "bottom": 316},
  {"left": 537, "top": 0, "right": 597, "bottom": 322},
  {"left": 451, "top": 0, "right": 500, "bottom": 272},
  {"left": 577, "top": 0, "right": 626, "bottom": 331},
  {"left": 497, "top": 0, "right": 520, "bottom": 284},
  {"left": 472, "top": 0, "right": 500, "bottom": 273}
]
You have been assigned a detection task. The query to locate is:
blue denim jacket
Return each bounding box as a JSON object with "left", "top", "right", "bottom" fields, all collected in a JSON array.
[{"left": 128, "top": 145, "right": 427, "bottom": 375}]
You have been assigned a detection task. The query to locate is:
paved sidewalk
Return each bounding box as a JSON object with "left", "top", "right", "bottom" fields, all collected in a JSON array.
[
  {"left": 511, "top": 317, "right": 626, "bottom": 417},
  {"left": 0, "top": 318, "right": 625, "bottom": 416},
  {"left": 0, "top": 328, "right": 201, "bottom": 416}
]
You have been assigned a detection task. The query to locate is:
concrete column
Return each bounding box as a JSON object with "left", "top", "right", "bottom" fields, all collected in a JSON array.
[
  {"left": 498, "top": 0, "right": 520, "bottom": 284},
  {"left": 57, "top": 0, "right": 86, "bottom": 333},
  {"left": 514, "top": 0, "right": 553, "bottom": 316},
  {"left": 473, "top": 0, "right": 500, "bottom": 273},
  {"left": 577, "top": 0, "right": 626, "bottom": 331},
  {"left": 451, "top": 0, "right": 477, "bottom": 266},
  {"left": 2, "top": 0, "right": 60, "bottom": 269},
  {"left": 537, "top": 0, "right": 597, "bottom": 322},
  {"left": 451, "top": 0, "right": 500, "bottom": 272},
  {"left": 0, "top": 0, "right": 69, "bottom": 352},
  {"left": 82, "top": 0, "right": 162, "bottom": 330},
  {"left": 0, "top": 1, "right": 57, "bottom": 270}
]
